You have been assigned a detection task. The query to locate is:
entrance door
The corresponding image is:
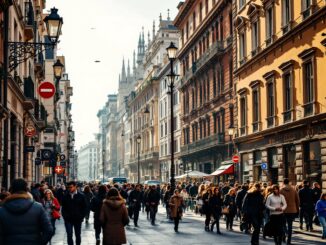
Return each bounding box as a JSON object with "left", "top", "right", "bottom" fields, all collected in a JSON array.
[
  {"left": 268, "top": 148, "right": 278, "bottom": 184},
  {"left": 303, "top": 141, "right": 321, "bottom": 184},
  {"left": 283, "top": 144, "right": 296, "bottom": 185}
]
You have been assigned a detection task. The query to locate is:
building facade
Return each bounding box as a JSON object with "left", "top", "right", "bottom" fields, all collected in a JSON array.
[
  {"left": 233, "top": 0, "right": 326, "bottom": 189},
  {"left": 77, "top": 141, "right": 98, "bottom": 181},
  {"left": 175, "top": 0, "right": 235, "bottom": 177}
]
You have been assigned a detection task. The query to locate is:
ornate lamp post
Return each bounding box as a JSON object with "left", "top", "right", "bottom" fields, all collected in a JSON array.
[
  {"left": 136, "top": 135, "right": 141, "bottom": 184},
  {"left": 166, "top": 42, "right": 178, "bottom": 193}
]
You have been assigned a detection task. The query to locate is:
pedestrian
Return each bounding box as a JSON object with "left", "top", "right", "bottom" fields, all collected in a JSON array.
[
  {"left": 83, "top": 185, "right": 94, "bottom": 224},
  {"left": 265, "top": 184, "right": 287, "bottom": 245},
  {"left": 61, "top": 181, "right": 87, "bottom": 245},
  {"left": 298, "top": 180, "right": 314, "bottom": 231},
  {"left": 146, "top": 185, "right": 160, "bottom": 225},
  {"left": 42, "top": 189, "right": 61, "bottom": 242},
  {"left": 180, "top": 188, "right": 189, "bottom": 212},
  {"left": 315, "top": 192, "right": 326, "bottom": 239},
  {"left": 202, "top": 187, "right": 212, "bottom": 231},
  {"left": 128, "top": 184, "right": 143, "bottom": 227},
  {"left": 100, "top": 187, "right": 129, "bottom": 245},
  {"left": 31, "top": 183, "right": 42, "bottom": 203},
  {"left": 209, "top": 187, "right": 223, "bottom": 234},
  {"left": 169, "top": 189, "right": 185, "bottom": 233},
  {"left": 55, "top": 184, "right": 66, "bottom": 205},
  {"left": 242, "top": 183, "right": 265, "bottom": 245},
  {"left": 163, "top": 185, "right": 172, "bottom": 219},
  {"left": 143, "top": 186, "right": 151, "bottom": 219},
  {"left": 0, "top": 178, "right": 53, "bottom": 244},
  {"left": 312, "top": 182, "right": 322, "bottom": 226},
  {"left": 91, "top": 185, "right": 107, "bottom": 244},
  {"left": 224, "top": 188, "right": 237, "bottom": 231},
  {"left": 280, "top": 178, "right": 300, "bottom": 245},
  {"left": 235, "top": 184, "right": 248, "bottom": 232}
]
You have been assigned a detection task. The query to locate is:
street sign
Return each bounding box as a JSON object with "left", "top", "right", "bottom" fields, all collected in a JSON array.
[
  {"left": 60, "top": 154, "right": 66, "bottom": 161},
  {"left": 35, "top": 157, "right": 42, "bottom": 166},
  {"left": 25, "top": 146, "right": 35, "bottom": 152},
  {"left": 24, "top": 125, "right": 36, "bottom": 137},
  {"left": 41, "top": 149, "right": 52, "bottom": 160},
  {"left": 232, "top": 155, "right": 239, "bottom": 163},
  {"left": 179, "top": 163, "right": 183, "bottom": 169},
  {"left": 54, "top": 166, "right": 64, "bottom": 174},
  {"left": 38, "top": 82, "right": 56, "bottom": 99},
  {"left": 261, "top": 163, "right": 268, "bottom": 170},
  {"left": 60, "top": 161, "right": 66, "bottom": 167}
]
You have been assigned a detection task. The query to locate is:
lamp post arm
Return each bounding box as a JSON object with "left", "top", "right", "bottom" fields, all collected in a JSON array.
[{"left": 7, "top": 41, "right": 55, "bottom": 72}]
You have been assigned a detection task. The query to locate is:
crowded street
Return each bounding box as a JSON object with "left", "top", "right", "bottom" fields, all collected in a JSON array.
[{"left": 50, "top": 205, "right": 324, "bottom": 245}]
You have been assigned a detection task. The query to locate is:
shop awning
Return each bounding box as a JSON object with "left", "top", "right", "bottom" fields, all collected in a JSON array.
[
  {"left": 210, "top": 164, "right": 234, "bottom": 176},
  {"left": 175, "top": 170, "right": 209, "bottom": 179}
]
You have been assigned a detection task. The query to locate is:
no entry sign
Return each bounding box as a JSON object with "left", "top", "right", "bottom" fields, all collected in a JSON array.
[
  {"left": 38, "top": 82, "right": 56, "bottom": 99},
  {"left": 232, "top": 155, "right": 239, "bottom": 163}
]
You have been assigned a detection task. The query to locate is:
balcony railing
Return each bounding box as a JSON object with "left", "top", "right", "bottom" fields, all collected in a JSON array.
[{"left": 181, "top": 132, "right": 224, "bottom": 154}]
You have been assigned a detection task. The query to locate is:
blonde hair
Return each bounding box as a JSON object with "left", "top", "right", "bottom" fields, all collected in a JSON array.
[{"left": 44, "top": 189, "right": 55, "bottom": 200}]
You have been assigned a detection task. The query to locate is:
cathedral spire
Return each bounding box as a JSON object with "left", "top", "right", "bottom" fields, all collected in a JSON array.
[
  {"left": 167, "top": 9, "right": 170, "bottom": 21},
  {"left": 142, "top": 27, "right": 145, "bottom": 54},
  {"left": 121, "top": 57, "right": 127, "bottom": 82},
  {"left": 127, "top": 59, "right": 131, "bottom": 78},
  {"left": 133, "top": 50, "right": 136, "bottom": 70},
  {"left": 152, "top": 20, "right": 156, "bottom": 40},
  {"left": 159, "top": 13, "right": 162, "bottom": 22},
  {"left": 147, "top": 31, "right": 151, "bottom": 48}
]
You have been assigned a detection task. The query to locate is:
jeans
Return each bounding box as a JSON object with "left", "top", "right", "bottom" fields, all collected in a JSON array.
[
  {"left": 250, "top": 217, "right": 261, "bottom": 245},
  {"left": 174, "top": 217, "right": 180, "bottom": 231},
  {"left": 94, "top": 220, "right": 101, "bottom": 240},
  {"left": 150, "top": 205, "right": 157, "bottom": 224},
  {"left": 226, "top": 213, "right": 235, "bottom": 229},
  {"left": 318, "top": 216, "right": 326, "bottom": 237},
  {"left": 283, "top": 213, "right": 296, "bottom": 244},
  {"left": 65, "top": 221, "right": 82, "bottom": 245},
  {"left": 133, "top": 209, "right": 140, "bottom": 225}
]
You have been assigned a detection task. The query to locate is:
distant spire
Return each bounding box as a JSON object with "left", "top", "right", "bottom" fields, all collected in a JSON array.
[
  {"left": 121, "top": 57, "right": 127, "bottom": 82},
  {"left": 159, "top": 13, "right": 162, "bottom": 22},
  {"left": 141, "top": 27, "right": 145, "bottom": 54},
  {"left": 119, "top": 74, "right": 121, "bottom": 83},
  {"left": 152, "top": 20, "right": 156, "bottom": 40},
  {"left": 127, "top": 59, "right": 131, "bottom": 78},
  {"left": 167, "top": 9, "right": 170, "bottom": 21},
  {"left": 148, "top": 31, "right": 151, "bottom": 48},
  {"left": 138, "top": 33, "right": 141, "bottom": 55},
  {"left": 133, "top": 50, "right": 136, "bottom": 70}
]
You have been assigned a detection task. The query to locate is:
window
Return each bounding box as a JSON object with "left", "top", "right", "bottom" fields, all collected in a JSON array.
[
  {"left": 173, "top": 116, "right": 178, "bottom": 131},
  {"left": 229, "top": 105, "right": 234, "bottom": 127},
  {"left": 205, "top": 0, "right": 209, "bottom": 14},
  {"left": 239, "top": 32, "right": 246, "bottom": 63},
  {"left": 199, "top": 2, "right": 203, "bottom": 22},
  {"left": 160, "top": 124, "right": 163, "bottom": 137},
  {"left": 207, "top": 117, "right": 210, "bottom": 136},
  {"left": 239, "top": 0, "right": 246, "bottom": 10},
  {"left": 303, "top": 61, "right": 314, "bottom": 116},
  {"left": 266, "top": 80, "right": 275, "bottom": 127},
  {"left": 265, "top": 6, "right": 274, "bottom": 45},
  {"left": 193, "top": 12, "right": 196, "bottom": 31},
  {"left": 213, "top": 69, "right": 217, "bottom": 97},
  {"left": 302, "top": 0, "right": 312, "bottom": 19},
  {"left": 282, "top": 0, "right": 292, "bottom": 34},
  {"left": 251, "top": 21, "right": 259, "bottom": 56},
  {"left": 240, "top": 96, "right": 247, "bottom": 135},
  {"left": 186, "top": 21, "right": 189, "bottom": 39},
  {"left": 252, "top": 89, "right": 260, "bottom": 132},
  {"left": 283, "top": 72, "right": 292, "bottom": 122},
  {"left": 229, "top": 59, "right": 233, "bottom": 89}
]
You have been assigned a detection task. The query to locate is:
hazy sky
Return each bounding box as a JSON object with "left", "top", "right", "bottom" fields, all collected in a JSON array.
[{"left": 46, "top": 0, "right": 179, "bottom": 149}]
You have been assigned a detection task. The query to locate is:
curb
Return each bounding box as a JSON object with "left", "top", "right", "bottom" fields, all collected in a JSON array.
[{"left": 293, "top": 229, "right": 322, "bottom": 238}]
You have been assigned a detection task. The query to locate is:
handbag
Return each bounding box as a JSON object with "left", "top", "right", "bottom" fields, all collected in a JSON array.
[
  {"left": 221, "top": 206, "right": 229, "bottom": 214},
  {"left": 52, "top": 209, "right": 61, "bottom": 219}
]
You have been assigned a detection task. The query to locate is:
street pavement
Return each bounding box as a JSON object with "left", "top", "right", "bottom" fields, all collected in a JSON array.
[{"left": 51, "top": 206, "right": 324, "bottom": 245}]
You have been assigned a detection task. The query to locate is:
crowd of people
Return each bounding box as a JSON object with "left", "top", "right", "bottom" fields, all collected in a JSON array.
[{"left": 0, "top": 178, "right": 325, "bottom": 245}]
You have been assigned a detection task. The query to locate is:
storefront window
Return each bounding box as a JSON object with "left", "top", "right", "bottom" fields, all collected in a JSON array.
[
  {"left": 304, "top": 141, "right": 321, "bottom": 184},
  {"left": 268, "top": 148, "right": 278, "bottom": 184},
  {"left": 241, "top": 153, "right": 250, "bottom": 183},
  {"left": 284, "top": 144, "right": 296, "bottom": 185}
]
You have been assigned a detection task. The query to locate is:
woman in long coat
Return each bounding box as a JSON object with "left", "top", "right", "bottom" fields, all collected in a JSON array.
[
  {"left": 169, "top": 189, "right": 185, "bottom": 232},
  {"left": 100, "top": 187, "right": 129, "bottom": 245}
]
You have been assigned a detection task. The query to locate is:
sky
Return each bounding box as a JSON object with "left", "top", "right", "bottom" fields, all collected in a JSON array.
[{"left": 46, "top": 0, "right": 180, "bottom": 149}]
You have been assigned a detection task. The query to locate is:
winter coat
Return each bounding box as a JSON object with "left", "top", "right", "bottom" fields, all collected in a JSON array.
[
  {"left": 84, "top": 192, "right": 94, "bottom": 209},
  {"left": 315, "top": 199, "right": 326, "bottom": 218},
  {"left": 100, "top": 196, "right": 129, "bottom": 245},
  {"left": 298, "top": 186, "right": 314, "bottom": 211},
  {"left": 128, "top": 190, "right": 142, "bottom": 211},
  {"left": 312, "top": 187, "right": 322, "bottom": 205},
  {"left": 224, "top": 194, "right": 237, "bottom": 215},
  {"left": 42, "top": 197, "right": 61, "bottom": 220},
  {"left": 235, "top": 189, "right": 247, "bottom": 210},
  {"left": 90, "top": 192, "right": 107, "bottom": 225},
  {"left": 169, "top": 195, "right": 184, "bottom": 218},
  {"left": 61, "top": 192, "right": 87, "bottom": 223},
  {"left": 209, "top": 194, "right": 223, "bottom": 216},
  {"left": 242, "top": 190, "right": 265, "bottom": 219},
  {"left": 0, "top": 192, "right": 53, "bottom": 245},
  {"left": 189, "top": 185, "right": 198, "bottom": 197},
  {"left": 146, "top": 189, "right": 160, "bottom": 206},
  {"left": 280, "top": 185, "right": 300, "bottom": 214},
  {"left": 202, "top": 192, "right": 211, "bottom": 214}
]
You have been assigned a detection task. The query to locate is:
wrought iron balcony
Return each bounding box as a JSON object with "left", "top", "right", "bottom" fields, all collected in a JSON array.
[{"left": 181, "top": 132, "right": 225, "bottom": 154}]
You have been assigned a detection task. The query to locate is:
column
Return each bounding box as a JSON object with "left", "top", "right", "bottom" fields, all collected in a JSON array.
[
  {"left": 248, "top": 152, "right": 254, "bottom": 182},
  {"left": 295, "top": 144, "right": 304, "bottom": 183}
]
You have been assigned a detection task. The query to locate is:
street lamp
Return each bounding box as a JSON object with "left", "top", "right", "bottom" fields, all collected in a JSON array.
[
  {"left": 136, "top": 135, "right": 141, "bottom": 184},
  {"left": 44, "top": 7, "right": 63, "bottom": 45},
  {"left": 53, "top": 59, "right": 64, "bottom": 80},
  {"left": 166, "top": 42, "right": 178, "bottom": 194}
]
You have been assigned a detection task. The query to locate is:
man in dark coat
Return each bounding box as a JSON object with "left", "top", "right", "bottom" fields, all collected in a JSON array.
[
  {"left": 0, "top": 178, "right": 53, "bottom": 245},
  {"left": 129, "top": 184, "right": 143, "bottom": 227},
  {"left": 146, "top": 185, "right": 161, "bottom": 225},
  {"left": 312, "top": 182, "right": 322, "bottom": 226},
  {"left": 298, "top": 180, "right": 315, "bottom": 231},
  {"left": 189, "top": 183, "right": 198, "bottom": 197},
  {"left": 242, "top": 183, "right": 265, "bottom": 245},
  {"left": 31, "top": 183, "right": 42, "bottom": 203},
  {"left": 62, "top": 181, "right": 87, "bottom": 245},
  {"left": 236, "top": 184, "right": 248, "bottom": 232},
  {"left": 90, "top": 185, "right": 107, "bottom": 245}
]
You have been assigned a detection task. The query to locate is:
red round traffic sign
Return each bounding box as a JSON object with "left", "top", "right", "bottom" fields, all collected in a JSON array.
[
  {"left": 38, "top": 82, "right": 56, "bottom": 99},
  {"left": 232, "top": 155, "right": 239, "bottom": 163},
  {"left": 54, "top": 166, "right": 64, "bottom": 174},
  {"left": 24, "top": 124, "right": 36, "bottom": 137}
]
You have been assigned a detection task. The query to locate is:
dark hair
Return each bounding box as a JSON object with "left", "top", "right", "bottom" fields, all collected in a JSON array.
[
  {"left": 34, "top": 183, "right": 41, "bottom": 188},
  {"left": 303, "top": 180, "right": 309, "bottom": 186},
  {"left": 283, "top": 178, "right": 289, "bottom": 185},
  {"left": 272, "top": 184, "right": 279, "bottom": 191},
  {"left": 98, "top": 185, "right": 107, "bottom": 195},
  {"left": 11, "top": 178, "right": 28, "bottom": 193},
  {"left": 67, "top": 181, "right": 76, "bottom": 186},
  {"left": 107, "top": 187, "right": 120, "bottom": 198}
]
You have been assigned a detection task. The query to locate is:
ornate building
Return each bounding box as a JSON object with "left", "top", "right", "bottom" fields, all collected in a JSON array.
[
  {"left": 175, "top": 0, "right": 235, "bottom": 177},
  {"left": 233, "top": 0, "right": 326, "bottom": 189}
]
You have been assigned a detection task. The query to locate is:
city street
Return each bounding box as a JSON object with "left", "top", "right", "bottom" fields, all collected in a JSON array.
[{"left": 51, "top": 206, "right": 324, "bottom": 245}]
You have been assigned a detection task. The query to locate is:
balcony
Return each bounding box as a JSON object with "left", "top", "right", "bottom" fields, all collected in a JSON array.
[
  {"left": 23, "top": 76, "right": 35, "bottom": 110},
  {"left": 181, "top": 133, "right": 225, "bottom": 155},
  {"left": 24, "top": 1, "right": 34, "bottom": 40}
]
